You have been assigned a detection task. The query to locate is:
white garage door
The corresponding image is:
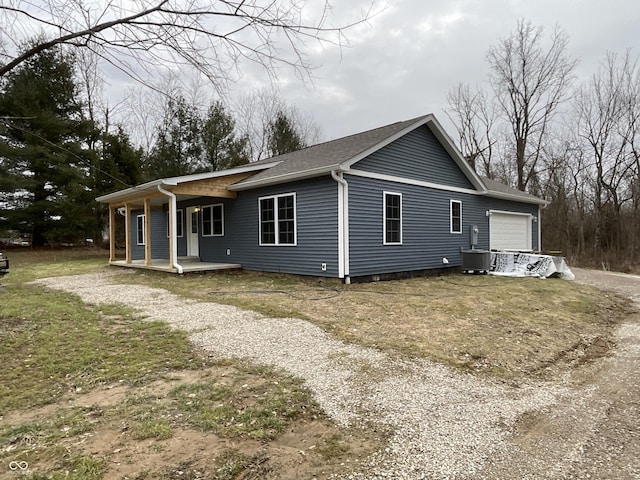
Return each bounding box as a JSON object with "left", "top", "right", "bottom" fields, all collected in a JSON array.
[{"left": 489, "top": 211, "right": 532, "bottom": 251}]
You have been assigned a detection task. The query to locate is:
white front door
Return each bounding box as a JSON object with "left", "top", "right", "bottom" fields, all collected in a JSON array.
[{"left": 186, "top": 207, "right": 199, "bottom": 257}]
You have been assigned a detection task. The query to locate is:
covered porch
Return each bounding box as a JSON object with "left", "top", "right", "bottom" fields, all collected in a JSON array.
[{"left": 96, "top": 166, "right": 263, "bottom": 274}]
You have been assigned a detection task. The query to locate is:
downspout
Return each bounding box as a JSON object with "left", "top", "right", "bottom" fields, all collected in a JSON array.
[
  {"left": 157, "top": 184, "right": 183, "bottom": 274},
  {"left": 331, "top": 170, "right": 350, "bottom": 284}
]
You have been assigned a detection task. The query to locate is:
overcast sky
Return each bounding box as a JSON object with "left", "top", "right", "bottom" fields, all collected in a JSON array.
[{"left": 218, "top": 0, "right": 640, "bottom": 143}]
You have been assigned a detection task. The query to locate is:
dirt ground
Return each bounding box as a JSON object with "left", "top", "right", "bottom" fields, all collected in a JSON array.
[
  {"left": 3, "top": 363, "right": 381, "bottom": 479},
  {"left": 478, "top": 268, "right": 640, "bottom": 479}
]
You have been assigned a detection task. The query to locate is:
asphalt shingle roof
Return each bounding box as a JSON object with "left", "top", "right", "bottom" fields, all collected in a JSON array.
[
  {"left": 234, "top": 115, "right": 430, "bottom": 187},
  {"left": 479, "top": 176, "right": 544, "bottom": 203}
]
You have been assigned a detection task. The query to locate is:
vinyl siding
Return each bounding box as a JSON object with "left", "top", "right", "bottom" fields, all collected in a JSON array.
[
  {"left": 347, "top": 175, "right": 538, "bottom": 277},
  {"left": 353, "top": 125, "right": 474, "bottom": 189},
  {"left": 130, "top": 209, "right": 169, "bottom": 260},
  {"left": 180, "top": 176, "right": 340, "bottom": 277}
]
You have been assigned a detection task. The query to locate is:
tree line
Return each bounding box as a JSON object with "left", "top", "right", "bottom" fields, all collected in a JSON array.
[
  {"left": 3, "top": 14, "right": 639, "bottom": 271},
  {"left": 0, "top": 45, "right": 313, "bottom": 247},
  {"left": 446, "top": 20, "right": 640, "bottom": 270}
]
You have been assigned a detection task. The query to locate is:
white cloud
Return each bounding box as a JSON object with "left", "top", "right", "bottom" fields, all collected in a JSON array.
[{"left": 95, "top": 0, "right": 640, "bottom": 144}]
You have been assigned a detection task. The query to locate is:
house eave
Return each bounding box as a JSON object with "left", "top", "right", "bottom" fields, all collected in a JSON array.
[
  {"left": 95, "top": 162, "right": 279, "bottom": 204},
  {"left": 484, "top": 190, "right": 549, "bottom": 205},
  {"left": 228, "top": 164, "right": 343, "bottom": 191}
]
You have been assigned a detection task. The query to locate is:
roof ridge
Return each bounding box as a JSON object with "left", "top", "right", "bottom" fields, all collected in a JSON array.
[{"left": 254, "top": 114, "right": 431, "bottom": 164}]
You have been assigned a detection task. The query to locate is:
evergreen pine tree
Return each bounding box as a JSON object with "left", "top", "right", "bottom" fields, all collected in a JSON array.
[
  {"left": 0, "top": 43, "right": 96, "bottom": 246},
  {"left": 267, "top": 110, "right": 306, "bottom": 157},
  {"left": 201, "top": 101, "right": 250, "bottom": 171}
]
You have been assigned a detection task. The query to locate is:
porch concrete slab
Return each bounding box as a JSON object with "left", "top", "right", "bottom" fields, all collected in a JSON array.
[{"left": 109, "top": 259, "right": 241, "bottom": 274}]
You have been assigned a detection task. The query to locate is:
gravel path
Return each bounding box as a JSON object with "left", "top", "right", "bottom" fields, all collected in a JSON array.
[{"left": 33, "top": 270, "right": 640, "bottom": 479}]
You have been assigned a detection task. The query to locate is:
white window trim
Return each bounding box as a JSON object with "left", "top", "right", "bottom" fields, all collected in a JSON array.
[
  {"left": 450, "top": 199, "right": 463, "bottom": 234},
  {"left": 201, "top": 203, "right": 225, "bottom": 237},
  {"left": 167, "top": 209, "right": 184, "bottom": 238},
  {"left": 383, "top": 191, "right": 403, "bottom": 245},
  {"left": 258, "top": 192, "right": 297, "bottom": 246},
  {"left": 136, "top": 214, "right": 145, "bottom": 245}
]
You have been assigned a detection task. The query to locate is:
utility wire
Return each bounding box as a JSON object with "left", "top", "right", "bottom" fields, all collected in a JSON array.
[{"left": 0, "top": 117, "right": 136, "bottom": 191}]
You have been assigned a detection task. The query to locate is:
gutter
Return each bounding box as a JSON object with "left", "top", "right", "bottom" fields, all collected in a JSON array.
[
  {"left": 230, "top": 164, "right": 342, "bottom": 191},
  {"left": 157, "top": 184, "right": 183, "bottom": 274},
  {"left": 331, "top": 170, "right": 350, "bottom": 284},
  {"left": 483, "top": 190, "right": 549, "bottom": 206}
]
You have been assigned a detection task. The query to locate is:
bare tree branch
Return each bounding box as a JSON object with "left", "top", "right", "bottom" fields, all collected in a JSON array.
[
  {"left": 0, "top": 0, "right": 374, "bottom": 92},
  {"left": 487, "top": 19, "right": 577, "bottom": 191}
]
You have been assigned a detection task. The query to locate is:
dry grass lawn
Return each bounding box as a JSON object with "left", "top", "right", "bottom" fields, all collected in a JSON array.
[
  {"left": 0, "top": 248, "right": 633, "bottom": 479},
  {"left": 116, "top": 266, "right": 632, "bottom": 380}
]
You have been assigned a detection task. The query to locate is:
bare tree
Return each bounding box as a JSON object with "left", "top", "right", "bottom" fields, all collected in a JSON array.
[
  {"left": 487, "top": 19, "right": 577, "bottom": 191},
  {"left": 574, "top": 51, "right": 639, "bottom": 256},
  {"left": 122, "top": 74, "right": 192, "bottom": 152},
  {"left": 0, "top": 0, "right": 374, "bottom": 91},
  {"left": 234, "top": 88, "right": 321, "bottom": 161},
  {"left": 445, "top": 83, "right": 497, "bottom": 177}
]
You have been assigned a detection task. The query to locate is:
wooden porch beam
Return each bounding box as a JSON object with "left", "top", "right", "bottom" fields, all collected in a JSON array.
[{"left": 169, "top": 172, "right": 254, "bottom": 198}]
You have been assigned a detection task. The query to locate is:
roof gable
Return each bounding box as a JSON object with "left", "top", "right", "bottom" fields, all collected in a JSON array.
[
  {"left": 350, "top": 123, "right": 476, "bottom": 190},
  {"left": 231, "top": 114, "right": 486, "bottom": 192}
]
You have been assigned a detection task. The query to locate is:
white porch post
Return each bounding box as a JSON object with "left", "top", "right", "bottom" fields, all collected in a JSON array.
[
  {"left": 124, "top": 203, "right": 132, "bottom": 264},
  {"left": 144, "top": 197, "right": 152, "bottom": 266},
  {"left": 108, "top": 205, "right": 116, "bottom": 262}
]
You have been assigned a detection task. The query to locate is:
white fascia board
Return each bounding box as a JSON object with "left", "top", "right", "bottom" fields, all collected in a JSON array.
[
  {"left": 162, "top": 161, "right": 280, "bottom": 186},
  {"left": 349, "top": 169, "right": 547, "bottom": 206},
  {"left": 485, "top": 190, "right": 549, "bottom": 206},
  {"left": 96, "top": 161, "right": 279, "bottom": 203},
  {"left": 228, "top": 164, "right": 342, "bottom": 191},
  {"left": 347, "top": 169, "right": 481, "bottom": 196},
  {"left": 95, "top": 179, "right": 164, "bottom": 203}
]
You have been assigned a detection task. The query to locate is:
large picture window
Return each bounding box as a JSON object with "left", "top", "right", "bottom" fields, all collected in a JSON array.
[
  {"left": 259, "top": 193, "right": 296, "bottom": 246},
  {"left": 166, "top": 209, "right": 184, "bottom": 237},
  {"left": 450, "top": 200, "right": 462, "bottom": 234},
  {"left": 384, "top": 192, "right": 402, "bottom": 244},
  {"left": 136, "top": 214, "right": 145, "bottom": 245},
  {"left": 202, "top": 204, "right": 224, "bottom": 236}
]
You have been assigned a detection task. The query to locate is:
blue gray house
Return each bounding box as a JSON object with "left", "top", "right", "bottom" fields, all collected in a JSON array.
[{"left": 96, "top": 114, "right": 546, "bottom": 282}]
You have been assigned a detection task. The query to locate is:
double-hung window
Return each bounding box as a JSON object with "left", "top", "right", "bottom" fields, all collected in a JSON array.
[
  {"left": 136, "top": 214, "right": 145, "bottom": 245},
  {"left": 259, "top": 193, "right": 296, "bottom": 246},
  {"left": 202, "top": 204, "right": 224, "bottom": 236},
  {"left": 450, "top": 200, "right": 462, "bottom": 234},
  {"left": 384, "top": 192, "right": 402, "bottom": 244},
  {"left": 166, "top": 210, "right": 184, "bottom": 237}
]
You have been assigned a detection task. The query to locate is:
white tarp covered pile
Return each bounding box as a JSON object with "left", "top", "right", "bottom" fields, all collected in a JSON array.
[{"left": 489, "top": 252, "right": 575, "bottom": 280}]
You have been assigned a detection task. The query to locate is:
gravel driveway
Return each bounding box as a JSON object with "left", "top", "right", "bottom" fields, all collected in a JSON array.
[{"left": 34, "top": 269, "right": 640, "bottom": 479}]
